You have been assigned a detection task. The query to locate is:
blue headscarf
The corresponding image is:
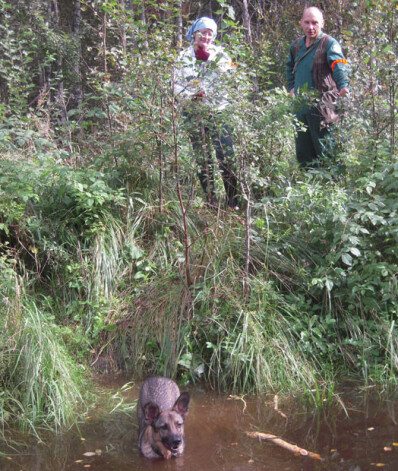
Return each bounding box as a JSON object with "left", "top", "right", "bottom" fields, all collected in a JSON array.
[{"left": 186, "top": 17, "right": 218, "bottom": 43}]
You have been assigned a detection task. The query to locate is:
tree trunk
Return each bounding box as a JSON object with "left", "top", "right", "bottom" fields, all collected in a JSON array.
[
  {"left": 73, "top": 0, "right": 83, "bottom": 110},
  {"left": 176, "top": 1, "right": 183, "bottom": 47},
  {"left": 52, "top": 0, "right": 67, "bottom": 123},
  {"left": 120, "top": 0, "right": 127, "bottom": 54},
  {"left": 242, "top": 0, "right": 253, "bottom": 44}
]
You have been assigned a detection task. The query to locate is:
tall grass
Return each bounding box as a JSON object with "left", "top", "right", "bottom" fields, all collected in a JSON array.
[
  {"left": 0, "top": 271, "right": 86, "bottom": 437},
  {"left": 89, "top": 196, "right": 323, "bottom": 394}
]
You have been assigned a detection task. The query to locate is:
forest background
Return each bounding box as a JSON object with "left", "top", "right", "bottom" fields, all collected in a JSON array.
[{"left": 0, "top": 0, "right": 397, "bottom": 437}]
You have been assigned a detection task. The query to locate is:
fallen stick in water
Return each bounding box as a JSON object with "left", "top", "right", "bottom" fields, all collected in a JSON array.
[{"left": 245, "top": 431, "right": 322, "bottom": 461}]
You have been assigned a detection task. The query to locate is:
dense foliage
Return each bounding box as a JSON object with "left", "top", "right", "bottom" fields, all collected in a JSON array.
[{"left": 0, "top": 0, "right": 397, "bottom": 436}]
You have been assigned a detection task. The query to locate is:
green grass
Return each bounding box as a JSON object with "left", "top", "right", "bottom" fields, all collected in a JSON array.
[{"left": 0, "top": 293, "right": 87, "bottom": 438}]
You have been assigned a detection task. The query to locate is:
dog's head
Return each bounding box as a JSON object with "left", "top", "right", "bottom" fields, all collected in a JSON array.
[{"left": 143, "top": 392, "right": 190, "bottom": 456}]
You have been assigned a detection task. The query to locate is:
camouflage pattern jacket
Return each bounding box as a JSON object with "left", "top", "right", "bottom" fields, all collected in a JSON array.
[{"left": 174, "top": 44, "right": 236, "bottom": 112}]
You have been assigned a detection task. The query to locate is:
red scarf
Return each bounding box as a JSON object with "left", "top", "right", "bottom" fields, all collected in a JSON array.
[{"left": 195, "top": 47, "right": 210, "bottom": 61}]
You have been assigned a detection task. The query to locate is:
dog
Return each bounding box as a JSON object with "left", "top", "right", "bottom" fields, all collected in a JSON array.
[{"left": 137, "top": 377, "right": 190, "bottom": 459}]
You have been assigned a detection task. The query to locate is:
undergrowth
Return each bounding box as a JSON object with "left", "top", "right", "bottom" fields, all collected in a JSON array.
[{"left": 0, "top": 0, "right": 397, "bottom": 439}]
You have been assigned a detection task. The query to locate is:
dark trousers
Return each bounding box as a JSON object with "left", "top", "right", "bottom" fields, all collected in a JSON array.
[
  {"left": 187, "top": 117, "right": 238, "bottom": 208},
  {"left": 295, "top": 107, "right": 330, "bottom": 168}
]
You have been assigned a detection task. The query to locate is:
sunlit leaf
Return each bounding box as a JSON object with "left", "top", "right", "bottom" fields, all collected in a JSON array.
[
  {"left": 350, "top": 247, "right": 361, "bottom": 257},
  {"left": 342, "top": 253, "right": 352, "bottom": 266}
]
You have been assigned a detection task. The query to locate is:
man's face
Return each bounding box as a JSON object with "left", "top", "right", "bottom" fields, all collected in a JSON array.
[
  {"left": 300, "top": 9, "right": 324, "bottom": 42},
  {"left": 194, "top": 28, "right": 213, "bottom": 49}
]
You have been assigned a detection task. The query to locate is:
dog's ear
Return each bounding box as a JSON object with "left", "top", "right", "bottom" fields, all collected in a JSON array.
[
  {"left": 173, "top": 392, "right": 190, "bottom": 420},
  {"left": 143, "top": 402, "right": 160, "bottom": 424}
]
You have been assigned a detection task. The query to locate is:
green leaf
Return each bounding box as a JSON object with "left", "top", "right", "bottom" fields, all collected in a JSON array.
[
  {"left": 325, "top": 279, "right": 334, "bottom": 291},
  {"left": 350, "top": 247, "right": 361, "bottom": 257},
  {"left": 342, "top": 253, "right": 353, "bottom": 266}
]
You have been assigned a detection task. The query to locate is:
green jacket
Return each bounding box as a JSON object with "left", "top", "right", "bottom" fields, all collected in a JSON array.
[{"left": 286, "top": 32, "right": 349, "bottom": 94}]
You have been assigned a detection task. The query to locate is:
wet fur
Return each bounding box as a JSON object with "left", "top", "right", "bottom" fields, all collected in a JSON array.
[{"left": 137, "top": 377, "right": 190, "bottom": 459}]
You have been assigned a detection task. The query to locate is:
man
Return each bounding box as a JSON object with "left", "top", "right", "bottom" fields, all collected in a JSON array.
[{"left": 286, "top": 7, "right": 350, "bottom": 168}]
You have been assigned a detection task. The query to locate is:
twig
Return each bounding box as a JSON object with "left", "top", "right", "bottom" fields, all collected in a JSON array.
[
  {"left": 172, "top": 88, "right": 192, "bottom": 287},
  {"left": 245, "top": 431, "right": 322, "bottom": 461},
  {"left": 227, "top": 394, "right": 247, "bottom": 413},
  {"left": 273, "top": 394, "right": 288, "bottom": 421}
]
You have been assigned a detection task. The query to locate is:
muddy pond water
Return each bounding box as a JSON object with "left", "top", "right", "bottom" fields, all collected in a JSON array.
[{"left": 1, "top": 376, "right": 397, "bottom": 471}]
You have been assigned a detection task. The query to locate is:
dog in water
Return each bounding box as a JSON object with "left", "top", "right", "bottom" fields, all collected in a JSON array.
[{"left": 137, "top": 377, "right": 190, "bottom": 459}]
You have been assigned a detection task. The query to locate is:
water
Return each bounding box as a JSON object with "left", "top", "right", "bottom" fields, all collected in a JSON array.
[{"left": 1, "top": 377, "right": 397, "bottom": 471}]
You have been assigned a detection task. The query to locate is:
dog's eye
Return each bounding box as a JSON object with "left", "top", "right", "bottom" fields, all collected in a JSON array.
[
  {"left": 176, "top": 422, "right": 183, "bottom": 428},
  {"left": 161, "top": 424, "right": 169, "bottom": 430}
]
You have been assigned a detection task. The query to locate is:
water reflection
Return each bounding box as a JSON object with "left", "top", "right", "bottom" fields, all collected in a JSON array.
[{"left": 1, "top": 380, "right": 397, "bottom": 471}]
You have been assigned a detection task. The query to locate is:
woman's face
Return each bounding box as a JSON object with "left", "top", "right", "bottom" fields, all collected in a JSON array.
[{"left": 194, "top": 28, "right": 213, "bottom": 49}]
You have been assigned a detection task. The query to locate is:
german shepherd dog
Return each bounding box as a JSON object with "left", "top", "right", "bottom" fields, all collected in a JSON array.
[{"left": 137, "top": 377, "right": 190, "bottom": 459}]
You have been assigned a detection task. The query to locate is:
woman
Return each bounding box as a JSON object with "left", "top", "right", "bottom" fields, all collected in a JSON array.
[{"left": 174, "top": 17, "right": 239, "bottom": 209}]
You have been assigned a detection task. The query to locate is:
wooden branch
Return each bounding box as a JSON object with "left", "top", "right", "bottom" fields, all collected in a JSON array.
[
  {"left": 273, "top": 394, "right": 288, "bottom": 421},
  {"left": 245, "top": 431, "right": 322, "bottom": 461}
]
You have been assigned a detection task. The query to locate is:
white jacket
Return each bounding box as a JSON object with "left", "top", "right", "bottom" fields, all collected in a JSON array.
[{"left": 174, "top": 44, "right": 236, "bottom": 111}]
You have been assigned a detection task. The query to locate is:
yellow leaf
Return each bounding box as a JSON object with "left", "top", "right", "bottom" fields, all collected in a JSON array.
[
  {"left": 393, "top": 442, "right": 398, "bottom": 447},
  {"left": 368, "top": 427, "right": 375, "bottom": 431}
]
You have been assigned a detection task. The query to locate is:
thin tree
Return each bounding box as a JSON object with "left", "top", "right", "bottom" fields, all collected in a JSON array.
[
  {"left": 241, "top": 0, "right": 253, "bottom": 44},
  {"left": 73, "top": 1, "right": 83, "bottom": 122}
]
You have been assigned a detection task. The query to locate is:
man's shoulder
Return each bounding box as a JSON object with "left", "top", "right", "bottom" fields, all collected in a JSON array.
[
  {"left": 291, "top": 35, "right": 305, "bottom": 47},
  {"left": 290, "top": 35, "right": 305, "bottom": 58},
  {"left": 323, "top": 34, "right": 344, "bottom": 52}
]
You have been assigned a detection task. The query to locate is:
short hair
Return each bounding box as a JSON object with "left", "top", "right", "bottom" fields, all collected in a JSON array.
[{"left": 302, "top": 6, "right": 324, "bottom": 20}]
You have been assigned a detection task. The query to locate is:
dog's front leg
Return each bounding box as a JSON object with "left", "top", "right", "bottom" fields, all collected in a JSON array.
[{"left": 154, "top": 436, "right": 172, "bottom": 459}]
